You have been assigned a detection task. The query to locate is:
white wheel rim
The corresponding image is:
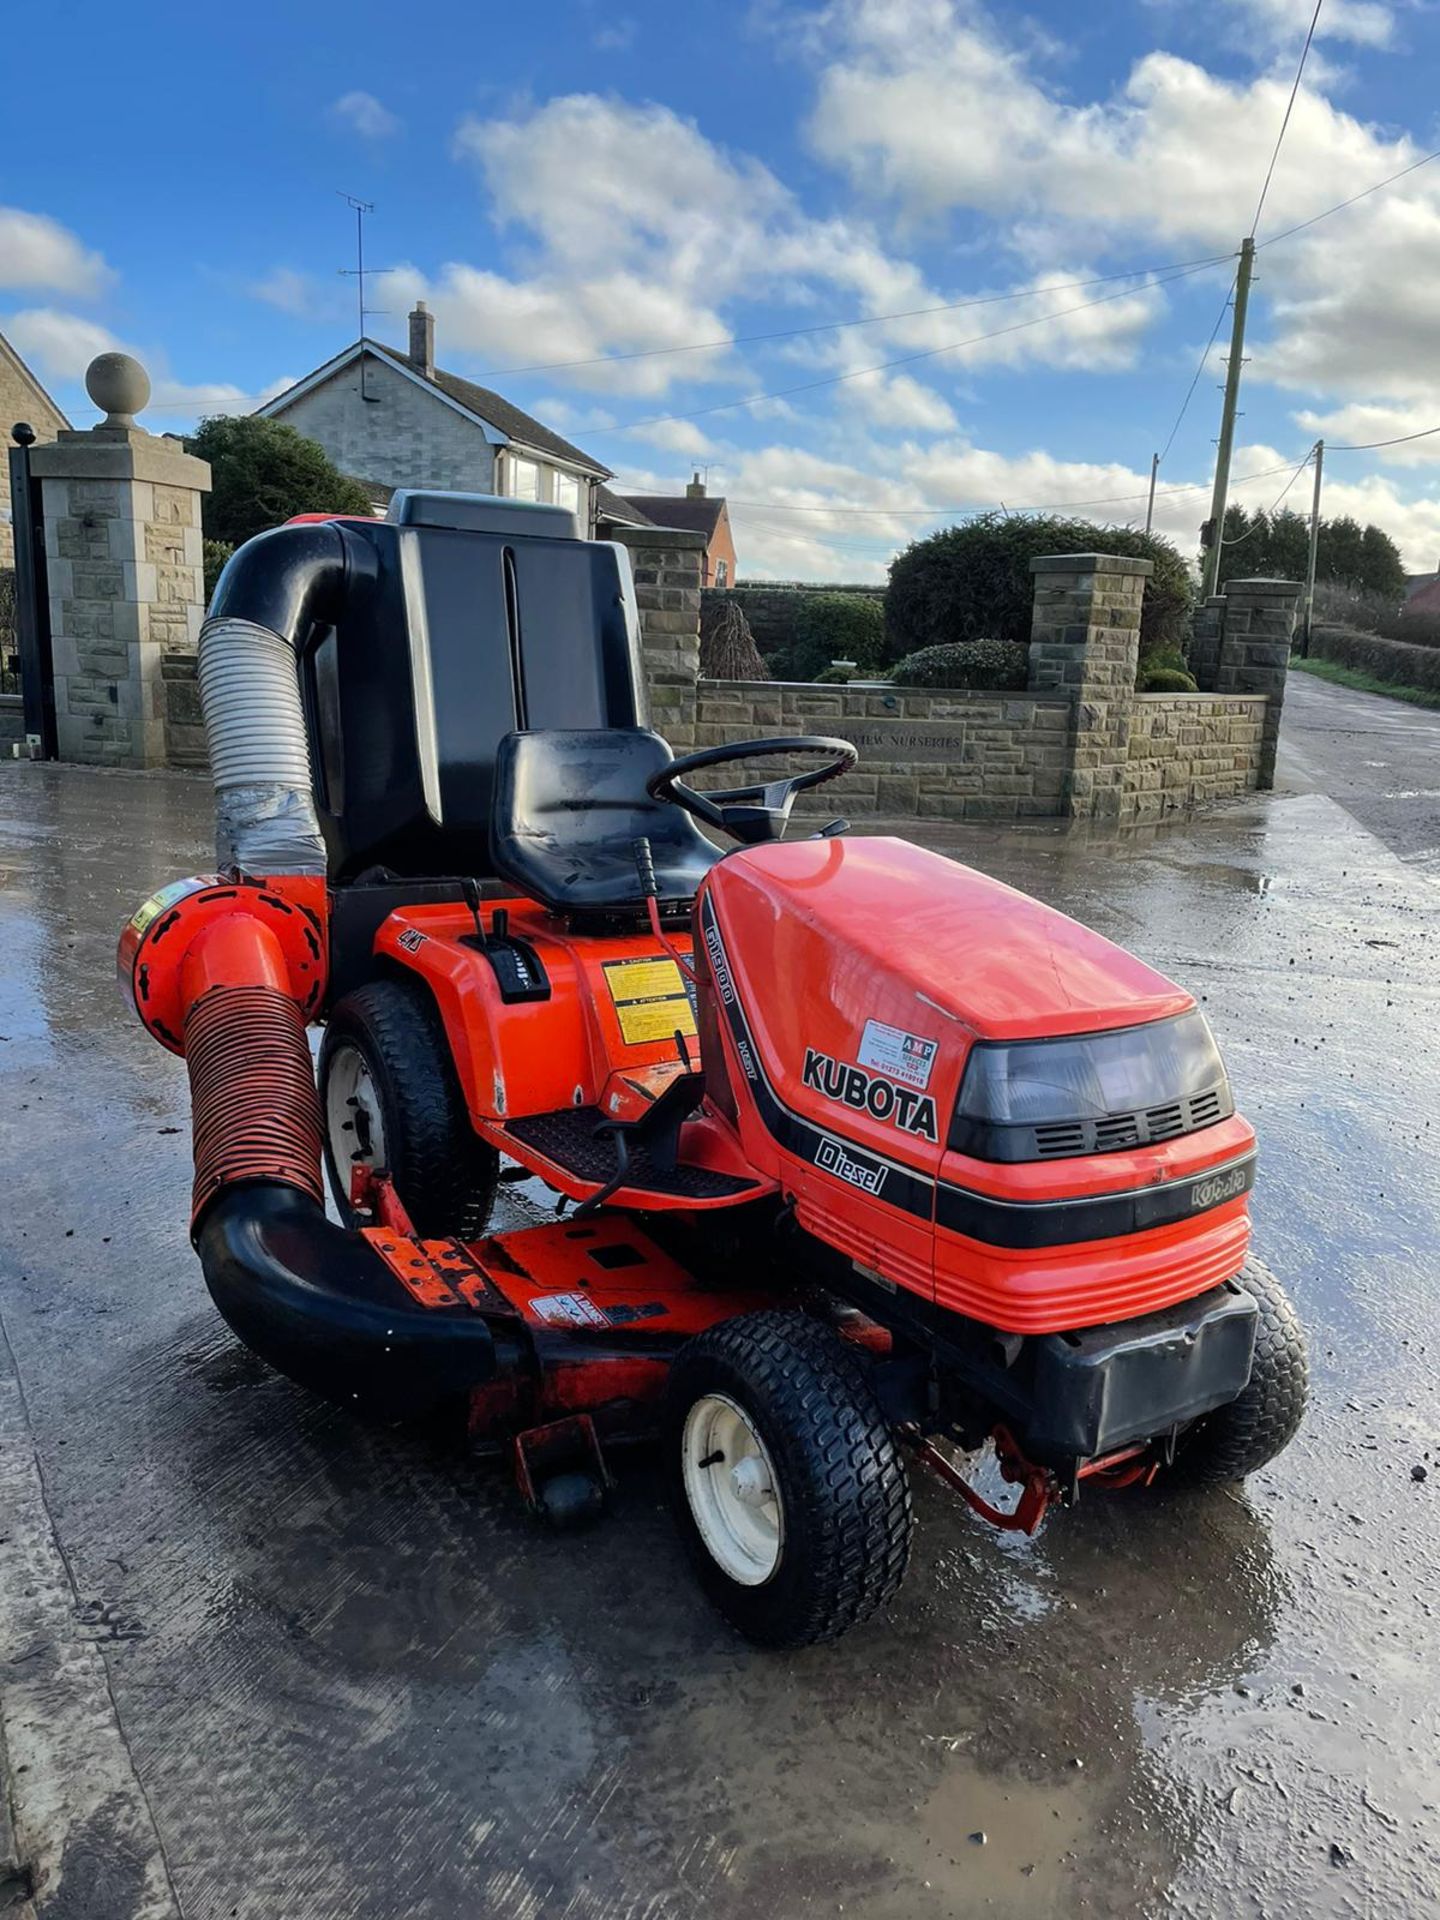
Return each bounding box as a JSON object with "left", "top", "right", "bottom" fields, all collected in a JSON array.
[
  {"left": 325, "top": 1042, "right": 388, "bottom": 1187},
  {"left": 681, "top": 1393, "right": 784, "bottom": 1586}
]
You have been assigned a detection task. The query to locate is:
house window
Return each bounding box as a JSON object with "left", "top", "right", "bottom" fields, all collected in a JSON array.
[
  {"left": 553, "top": 472, "right": 581, "bottom": 513},
  {"left": 506, "top": 455, "right": 540, "bottom": 501},
  {"left": 715, "top": 558, "right": 728, "bottom": 587}
]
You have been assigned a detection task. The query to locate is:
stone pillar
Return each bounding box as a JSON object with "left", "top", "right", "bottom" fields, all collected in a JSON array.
[
  {"left": 1187, "top": 593, "right": 1227, "bottom": 691},
  {"left": 1215, "top": 577, "right": 1298, "bottom": 790},
  {"left": 1026, "top": 552, "right": 1152, "bottom": 819},
  {"left": 29, "top": 354, "right": 210, "bottom": 768},
  {"left": 612, "top": 525, "right": 704, "bottom": 752}
]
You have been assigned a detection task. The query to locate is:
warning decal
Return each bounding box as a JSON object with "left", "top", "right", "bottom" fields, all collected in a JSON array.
[
  {"left": 603, "top": 957, "right": 698, "bottom": 1048},
  {"left": 529, "top": 1292, "right": 610, "bottom": 1328}
]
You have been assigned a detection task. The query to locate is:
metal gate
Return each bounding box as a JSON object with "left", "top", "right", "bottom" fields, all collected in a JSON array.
[{"left": 6, "top": 422, "right": 57, "bottom": 758}]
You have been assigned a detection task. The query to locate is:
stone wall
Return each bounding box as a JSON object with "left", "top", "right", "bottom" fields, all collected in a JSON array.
[
  {"left": 693, "top": 681, "right": 1071, "bottom": 820},
  {"left": 1125, "top": 694, "right": 1268, "bottom": 817},
  {"left": 672, "top": 557, "right": 1295, "bottom": 826},
  {"left": 612, "top": 526, "right": 705, "bottom": 749}
]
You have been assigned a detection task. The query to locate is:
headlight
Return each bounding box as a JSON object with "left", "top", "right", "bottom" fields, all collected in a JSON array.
[{"left": 950, "top": 1010, "right": 1233, "bottom": 1162}]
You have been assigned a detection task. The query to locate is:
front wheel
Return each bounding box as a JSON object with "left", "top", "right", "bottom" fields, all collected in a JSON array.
[
  {"left": 663, "top": 1312, "right": 912, "bottom": 1648},
  {"left": 1166, "top": 1257, "right": 1308, "bottom": 1486}
]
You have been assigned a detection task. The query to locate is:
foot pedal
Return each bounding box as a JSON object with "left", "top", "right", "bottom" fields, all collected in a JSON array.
[{"left": 513, "top": 1414, "right": 614, "bottom": 1528}]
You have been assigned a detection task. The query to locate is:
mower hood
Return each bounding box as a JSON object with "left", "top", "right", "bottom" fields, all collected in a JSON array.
[{"left": 709, "top": 836, "right": 1191, "bottom": 1045}]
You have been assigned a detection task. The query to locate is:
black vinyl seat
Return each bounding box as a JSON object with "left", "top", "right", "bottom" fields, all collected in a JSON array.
[{"left": 490, "top": 729, "right": 722, "bottom": 918}]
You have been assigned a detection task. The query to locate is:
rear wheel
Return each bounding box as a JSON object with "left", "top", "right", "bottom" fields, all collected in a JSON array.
[
  {"left": 1167, "top": 1257, "right": 1308, "bottom": 1486},
  {"left": 319, "top": 979, "right": 499, "bottom": 1237},
  {"left": 663, "top": 1312, "right": 912, "bottom": 1648}
]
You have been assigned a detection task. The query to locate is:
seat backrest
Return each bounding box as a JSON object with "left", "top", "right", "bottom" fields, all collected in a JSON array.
[
  {"left": 298, "top": 493, "right": 645, "bottom": 883},
  {"left": 490, "top": 729, "right": 722, "bottom": 917}
]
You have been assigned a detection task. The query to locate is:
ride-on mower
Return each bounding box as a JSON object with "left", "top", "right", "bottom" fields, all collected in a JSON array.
[{"left": 119, "top": 490, "right": 1307, "bottom": 1647}]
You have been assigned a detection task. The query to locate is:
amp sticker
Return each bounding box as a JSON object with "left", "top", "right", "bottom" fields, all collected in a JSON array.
[
  {"left": 858, "top": 1018, "right": 937, "bottom": 1091},
  {"left": 602, "top": 957, "right": 699, "bottom": 1048}
]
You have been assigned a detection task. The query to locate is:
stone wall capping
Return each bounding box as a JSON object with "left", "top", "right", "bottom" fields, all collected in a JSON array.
[{"left": 1028, "top": 552, "right": 1154, "bottom": 577}]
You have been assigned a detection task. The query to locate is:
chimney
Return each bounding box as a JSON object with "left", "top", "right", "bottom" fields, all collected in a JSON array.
[
  {"left": 409, "top": 301, "right": 435, "bottom": 380},
  {"left": 686, "top": 470, "right": 706, "bottom": 499}
]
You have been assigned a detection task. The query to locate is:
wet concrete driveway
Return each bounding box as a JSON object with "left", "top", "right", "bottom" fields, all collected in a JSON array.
[{"left": 1, "top": 719, "right": 1437, "bottom": 1918}]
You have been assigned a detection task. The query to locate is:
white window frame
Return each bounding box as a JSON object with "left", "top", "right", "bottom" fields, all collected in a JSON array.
[
  {"left": 553, "top": 471, "right": 581, "bottom": 513},
  {"left": 506, "top": 454, "right": 540, "bottom": 502}
]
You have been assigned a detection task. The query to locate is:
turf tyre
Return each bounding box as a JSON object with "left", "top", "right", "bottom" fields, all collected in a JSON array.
[
  {"left": 663, "top": 1311, "right": 912, "bottom": 1648},
  {"left": 1168, "top": 1257, "right": 1307, "bottom": 1486},
  {"left": 319, "top": 979, "right": 499, "bottom": 1237}
]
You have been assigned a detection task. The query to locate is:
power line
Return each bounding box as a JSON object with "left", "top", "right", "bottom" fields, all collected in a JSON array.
[
  {"left": 1257, "top": 148, "right": 1440, "bottom": 250},
  {"left": 579, "top": 257, "right": 1227, "bottom": 439},
  {"left": 1250, "top": 0, "right": 1325, "bottom": 237},
  {"left": 463, "top": 254, "right": 1234, "bottom": 378},
  {"left": 1219, "top": 445, "right": 1316, "bottom": 545},
  {"left": 698, "top": 455, "right": 1305, "bottom": 518},
  {"left": 1329, "top": 421, "right": 1440, "bottom": 452}
]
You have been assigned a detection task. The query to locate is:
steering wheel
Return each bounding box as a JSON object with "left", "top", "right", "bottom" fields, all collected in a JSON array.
[{"left": 646, "top": 735, "right": 858, "bottom": 845}]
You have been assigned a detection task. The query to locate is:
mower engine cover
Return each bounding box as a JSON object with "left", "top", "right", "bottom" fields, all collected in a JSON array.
[{"left": 697, "top": 836, "right": 1258, "bottom": 1336}]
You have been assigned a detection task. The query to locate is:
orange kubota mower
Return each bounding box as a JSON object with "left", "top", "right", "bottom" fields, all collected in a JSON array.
[{"left": 119, "top": 491, "right": 1307, "bottom": 1647}]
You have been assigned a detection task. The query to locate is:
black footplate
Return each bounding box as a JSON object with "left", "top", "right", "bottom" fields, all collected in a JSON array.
[{"left": 504, "top": 1107, "right": 759, "bottom": 1200}]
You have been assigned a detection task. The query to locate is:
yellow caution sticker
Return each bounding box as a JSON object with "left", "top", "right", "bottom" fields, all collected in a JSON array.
[{"left": 603, "top": 956, "right": 698, "bottom": 1048}]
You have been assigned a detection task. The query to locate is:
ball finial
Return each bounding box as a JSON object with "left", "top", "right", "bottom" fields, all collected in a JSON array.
[{"left": 85, "top": 353, "right": 150, "bottom": 429}]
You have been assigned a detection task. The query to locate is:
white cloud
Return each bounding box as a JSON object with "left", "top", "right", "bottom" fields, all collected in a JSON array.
[
  {"left": 845, "top": 370, "right": 957, "bottom": 433},
  {"left": 3, "top": 307, "right": 118, "bottom": 381},
  {"left": 1293, "top": 399, "right": 1440, "bottom": 462},
  {"left": 2, "top": 306, "right": 289, "bottom": 425},
  {"left": 249, "top": 267, "right": 322, "bottom": 316},
  {"left": 1217, "top": 0, "right": 1394, "bottom": 48},
  {"left": 0, "top": 208, "right": 111, "bottom": 297},
  {"left": 806, "top": 4, "right": 1416, "bottom": 252},
  {"left": 435, "top": 91, "right": 1170, "bottom": 406},
  {"left": 331, "top": 91, "right": 402, "bottom": 139},
  {"left": 593, "top": 17, "right": 637, "bottom": 49}
]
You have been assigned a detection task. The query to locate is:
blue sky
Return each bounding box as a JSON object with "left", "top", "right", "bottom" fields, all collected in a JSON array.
[{"left": 4, "top": 0, "right": 1440, "bottom": 577}]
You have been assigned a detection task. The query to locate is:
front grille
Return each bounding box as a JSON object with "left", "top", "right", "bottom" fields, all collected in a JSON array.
[{"left": 1032, "top": 1086, "right": 1232, "bottom": 1158}]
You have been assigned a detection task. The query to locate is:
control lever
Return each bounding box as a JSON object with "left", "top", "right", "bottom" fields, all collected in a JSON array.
[{"left": 632, "top": 837, "right": 695, "bottom": 983}]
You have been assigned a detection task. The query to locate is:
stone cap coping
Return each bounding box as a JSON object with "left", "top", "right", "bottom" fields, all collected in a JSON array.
[
  {"left": 1029, "top": 552, "right": 1154, "bottom": 576},
  {"left": 30, "top": 431, "right": 211, "bottom": 490},
  {"left": 1224, "top": 577, "right": 1302, "bottom": 595},
  {"left": 612, "top": 525, "right": 707, "bottom": 550}
]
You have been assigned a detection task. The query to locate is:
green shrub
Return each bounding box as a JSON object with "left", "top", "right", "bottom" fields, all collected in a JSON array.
[
  {"left": 814, "top": 664, "right": 857, "bottom": 683},
  {"left": 1310, "top": 624, "right": 1440, "bottom": 694},
  {"left": 886, "top": 514, "right": 1192, "bottom": 665},
  {"left": 888, "top": 637, "right": 1029, "bottom": 690},
  {"left": 780, "top": 592, "right": 886, "bottom": 680},
  {"left": 203, "top": 539, "right": 235, "bottom": 604},
  {"left": 1312, "top": 580, "right": 1440, "bottom": 649},
  {"left": 1139, "top": 666, "right": 1199, "bottom": 692}
]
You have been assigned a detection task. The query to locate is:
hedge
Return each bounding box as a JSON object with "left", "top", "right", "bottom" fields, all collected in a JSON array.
[
  {"left": 1310, "top": 624, "right": 1440, "bottom": 694},
  {"left": 888, "top": 637, "right": 1029, "bottom": 690}
]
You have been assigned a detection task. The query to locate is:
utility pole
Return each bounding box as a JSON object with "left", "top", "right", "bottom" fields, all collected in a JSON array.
[
  {"left": 1301, "top": 438, "right": 1323, "bottom": 657},
  {"left": 1144, "top": 451, "right": 1159, "bottom": 534},
  {"left": 1201, "top": 236, "right": 1256, "bottom": 598}
]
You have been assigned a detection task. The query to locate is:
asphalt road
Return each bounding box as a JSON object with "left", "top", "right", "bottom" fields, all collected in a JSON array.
[
  {"left": 1279, "top": 666, "right": 1440, "bottom": 872},
  {"left": 1, "top": 679, "right": 1438, "bottom": 1919}
]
